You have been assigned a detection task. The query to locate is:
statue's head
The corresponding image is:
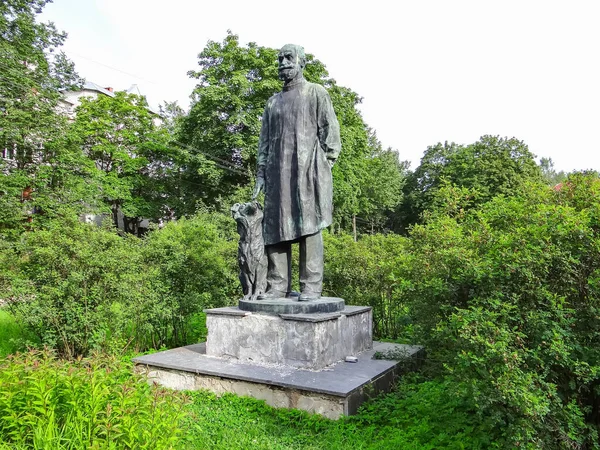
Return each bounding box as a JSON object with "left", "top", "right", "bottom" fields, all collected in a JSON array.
[
  {"left": 278, "top": 44, "right": 305, "bottom": 82},
  {"left": 231, "top": 201, "right": 263, "bottom": 227}
]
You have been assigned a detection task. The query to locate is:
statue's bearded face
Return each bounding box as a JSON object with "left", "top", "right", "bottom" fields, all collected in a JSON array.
[{"left": 278, "top": 46, "right": 303, "bottom": 82}]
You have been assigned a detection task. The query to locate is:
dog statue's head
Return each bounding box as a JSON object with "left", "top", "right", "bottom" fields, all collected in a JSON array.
[{"left": 231, "top": 201, "right": 263, "bottom": 227}]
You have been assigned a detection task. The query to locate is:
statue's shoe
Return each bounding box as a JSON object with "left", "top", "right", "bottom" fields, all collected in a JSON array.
[
  {"left": 298, "top": 291, "right": 321, "bottom": 302},
  {"left": 257, "top": 289, "right": 286, "bottom": 300}
]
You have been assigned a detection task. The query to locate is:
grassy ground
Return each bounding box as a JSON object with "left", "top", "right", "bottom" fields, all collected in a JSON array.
[
  {"left": 182, "top": 381, "right": 498, "bottom": 450},
  {"left": 0, "top": 308, "right": 34, "bottom": 357},
  {"left": 0, "top": 312, "right": 497, "bottom": 449}
]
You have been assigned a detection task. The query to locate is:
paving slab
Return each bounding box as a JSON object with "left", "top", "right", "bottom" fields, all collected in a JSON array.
[{"left": 133, "top": 341, "right": 422, "bottom": 398}]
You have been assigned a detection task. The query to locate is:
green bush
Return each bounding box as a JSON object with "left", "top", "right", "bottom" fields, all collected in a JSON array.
[
  {"left": 0, "top": 349, "right": 187, "bottom": 449},
  {"left": 1, "top": 213, "right": 238, "bottom": 357},
  {"left": 142, "top": 213, "right": 238, "bottom": 347},
  {"left": 401, "top": 174, "right": 600, "bottom": 448},
  {"left": 323, "top": 232, "right": 411, "bottom": 340},
  {"left": 4, "top": 219, "right": 153, "bottom": 358},
  {"left": 0, "top": 309, "right": 38, "bottom": 357}
]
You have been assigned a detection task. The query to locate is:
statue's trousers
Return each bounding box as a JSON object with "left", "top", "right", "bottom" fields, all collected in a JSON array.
[{"left": 265, "top": 231, "right": 323, "bottom": 294}]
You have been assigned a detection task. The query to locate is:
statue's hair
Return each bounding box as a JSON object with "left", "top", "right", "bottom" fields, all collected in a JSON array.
[{"left": 280, "top": 44, "right": 306, "bottom": 67}]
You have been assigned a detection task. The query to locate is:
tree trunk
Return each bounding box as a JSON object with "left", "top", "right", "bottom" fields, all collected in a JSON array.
[
  {"left": 111, "top": 202, "right": 119, "bottom": 230},
  {"left": 353, "top": 215, "right": 357, "bottom": 242}
]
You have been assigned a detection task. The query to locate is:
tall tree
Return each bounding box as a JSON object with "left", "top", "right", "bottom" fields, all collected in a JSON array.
[
  {"left": 0, "top": 0, "right": 85, "bottom": 238},
  {"left": 358, "top": 131, "right": 408, "bottom": 234},
  {"left": 180, "top": 32, "right": 389, "bottom": 232},
  {"left": 69, "top": 92, "right": 171, "bottom": 234},
  {"left": 539, "top": 157, "right": 567, "bottom": 186},
  {"left": 399, "top": 135, "right": 543, "bottom": 229}
]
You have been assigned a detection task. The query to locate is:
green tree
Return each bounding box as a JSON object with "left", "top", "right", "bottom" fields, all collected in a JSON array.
[
  {"left": 539, "top": 156, "right": 567, "bottom": 186},
  {"left": 0, "top": 0, "right": 86, "bottom": 238},
  {"left": 180, "top": 32, "right": 396, "bottom": 232},
  {"left": 399, "top": 135, "right": 542, "bottom": 229},
  {"left": 356, "top": 131, "right": 408, "bottom": 234},
  {"left": 179, "top": 32, "right": 278, "bottom": 214},
  {"left": 69, "top": 91, "right": 171, "bottom": 233},
  {"left": 398, "top": 174, "right": 600, "bottom": 447}
]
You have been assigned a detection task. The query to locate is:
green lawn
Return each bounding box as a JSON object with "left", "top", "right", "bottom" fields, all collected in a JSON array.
[{"left": 182, "top": 381, "right": 498, "bottom": 450}]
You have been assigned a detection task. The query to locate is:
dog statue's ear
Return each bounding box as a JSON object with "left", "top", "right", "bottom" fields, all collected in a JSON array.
[{"left": 231, "top": 203, "right": 240, "bottom": 217}]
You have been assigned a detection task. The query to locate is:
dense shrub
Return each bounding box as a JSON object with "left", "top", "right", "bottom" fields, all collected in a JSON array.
[
  {"left": 324, "top": 233, "right": 411, "bottom": 340},
  {"left": 2, "top": 213, "right": 238, "bottom": 357},
  {"left": 401, "top": 174, "right": 600, "bottom": 448},
  {"left": 141, "top": 213, "right": 238, "bottom": 347},
  {"left": 0, "top": 349, "right": 187, "bottom": 449},
  {"left": 4, "top": 219, "right": 152, "bottom": 358}
]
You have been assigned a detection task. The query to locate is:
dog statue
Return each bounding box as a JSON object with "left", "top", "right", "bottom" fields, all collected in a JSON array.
[{"left": 231, "top": 201, "right": 267, "bottom": 300}]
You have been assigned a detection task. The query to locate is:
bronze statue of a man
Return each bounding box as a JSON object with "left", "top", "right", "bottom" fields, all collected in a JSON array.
[{"left": 252, "top": 44, "right": 341, "bottom": 301}]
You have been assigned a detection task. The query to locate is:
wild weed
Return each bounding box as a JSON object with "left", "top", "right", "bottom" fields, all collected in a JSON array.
[{"left": 0, "top": 348, "right": 188, "bottom": 449}]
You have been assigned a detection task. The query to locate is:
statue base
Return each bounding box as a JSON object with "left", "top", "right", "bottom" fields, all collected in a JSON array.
[
  {"left": 238, "top": 296, "right": 345, "bottom": 315},
  {"left": 205, "top": 305, "right": 371, "bottom": 370},
  {"left": 134, "top": 341, "right": 424, "bottom": 419},
  {"left": 133, "top": 300, "right": 425, "bottom": 418}
]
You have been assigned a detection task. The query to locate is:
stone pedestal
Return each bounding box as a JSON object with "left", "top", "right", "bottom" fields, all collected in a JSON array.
[
  {"left": 133, "top": 297, "right": 424, "bottom": 418},
  {"left": 133, "top": 342, "right": 424, "bottom": 419},
  {"left": 205, "top": 305, "right": 372, "bottom": 369}
]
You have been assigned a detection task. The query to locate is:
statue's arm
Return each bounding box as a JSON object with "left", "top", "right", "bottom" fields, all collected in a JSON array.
[
  {"left": 316, "top": 87, "right": 341, "bottom": 167},
  {"left": 253, "top": 106, "right": 269, "bottom": 199}
]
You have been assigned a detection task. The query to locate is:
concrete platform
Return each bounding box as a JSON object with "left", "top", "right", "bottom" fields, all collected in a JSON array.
[{"left": 133, "top": 341, "right": 423, "bottom": 419}]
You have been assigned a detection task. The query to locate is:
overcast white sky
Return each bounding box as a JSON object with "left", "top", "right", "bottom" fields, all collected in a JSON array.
[{"left": 41, "top": 0, "right": 600, "bottom": 173}]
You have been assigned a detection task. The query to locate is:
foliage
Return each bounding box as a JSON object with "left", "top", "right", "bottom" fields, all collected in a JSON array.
[
  {"left": 180, "top": 32, "right": 406, "bottom": 231},
  {"left": 4, "top": 219, "right": 154, "bottom": 357},
  {"left": 183, "top": 377, "right": 499, "bottom": 449},
  {"left": 323, "top": 232, "right": 411, "bottom": 339},
  {"left": 400, "top": 135, "right": 542, "bottom": 229},
  {"left": 0, "top": 0, "right": 81, "bottom": 161},
  {"left": 181, "top": 31, "right": 280, "bottom": 208},
  {"left": 356, "top": 134, "right": 408, "bottom": 233},
  {"left": 539, "top": 157, "right": 567, "bottom": 186},
  {"left": 0, "top": 0, "right": 88, "bottom": 239},
  {"left": 0, "top": 349, "right": 187, "bottom": 449},
  {"left": 2, "top": 213, "right": 239, "bottom": 357},
  {"left": 399, "top": 173, "right": 600, "bottom": 448},
  {"left": 0, "top": 352, "right": 502, "bottom": 450},
  {"left": 0, "top": 309, "right": 38, "bottom": 357},
  {"left": 141, "top": 213, "right": 239, "bottom": 347},
  {"left": 68, "top": 91, "right": 172, "bottom": 233}
]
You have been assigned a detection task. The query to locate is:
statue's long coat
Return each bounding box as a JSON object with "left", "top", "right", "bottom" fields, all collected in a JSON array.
[{"left": 257, "top": 79, "right": 341, "bottom": 246}]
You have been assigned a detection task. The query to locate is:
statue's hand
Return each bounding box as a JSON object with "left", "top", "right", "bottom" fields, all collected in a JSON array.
[{"left": 252, "top": 177, "right": 265, "bottom": 200}]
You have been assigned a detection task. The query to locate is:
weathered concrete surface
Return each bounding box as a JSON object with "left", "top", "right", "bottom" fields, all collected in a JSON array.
[
  {"left": 135, "top": 366, "right": 345, "bottom": 419},
  {"left": 133, "top": 341, "right": 424, "bottom": 419},
  {"left": 238, "top": 296, "right": 345, "bottom": 314},
  {"left": 204, "top": 306, "right": 372, "bottom": 369}
]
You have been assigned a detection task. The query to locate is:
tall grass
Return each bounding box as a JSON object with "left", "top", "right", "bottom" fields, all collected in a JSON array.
[
  {"left": 0, "top": 349, "right": 188, "bottom": 449},
  {"left": 0, "top": 309, "right": 37, "bottom": 357}
]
